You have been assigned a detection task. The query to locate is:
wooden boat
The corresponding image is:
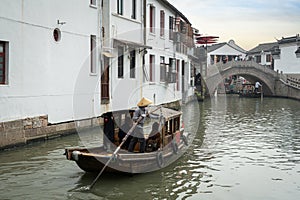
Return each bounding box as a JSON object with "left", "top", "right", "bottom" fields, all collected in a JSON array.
[
  {"left": 239, "top": 92, "right": 262, "bottom": 98},
  {"left": 239, "top": 83, "right": 263, "bottom": 98},
  {"left": 65, "top": 107, "right": 189, "bottom": 174}
]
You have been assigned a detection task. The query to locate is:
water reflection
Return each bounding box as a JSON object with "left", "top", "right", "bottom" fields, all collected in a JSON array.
[{"left": 1, "top": 97, "right": 300, "bottom": 200}]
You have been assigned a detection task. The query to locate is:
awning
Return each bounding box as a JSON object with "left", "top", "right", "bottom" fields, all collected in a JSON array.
[
  {"left": 113, "top": 38, "right": 152, "bottom": 49},
  {"left": 195, "top": 36, "right": 219, "bottom": 45},
  {"left": 102, "top": 51, "right": 115, "bottom": 58}
]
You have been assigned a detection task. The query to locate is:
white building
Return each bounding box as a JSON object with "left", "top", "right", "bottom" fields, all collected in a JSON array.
[
  {"left": 273, "top": 34, "right": 300, "bottom": 74},
  {"left": 0, "top": 0, "right": 196, "bottom": 135},
  {"left": 247, "top": 42, "right": 277, "bottom": 69},
  {"left": 144, "top": 0, "right": 195, "bottom": 104},
  {"left": 101, "top": 0, "right": 148, "bottom": 112},
  {"left": 0, "top": 0, "right": 100, "bottom": 124},
  {"left": 207, "top": 40, "right": 246, "bottom": 66},
  {"left": 101, "top": 0, "right": 196, "bottom": 111}
]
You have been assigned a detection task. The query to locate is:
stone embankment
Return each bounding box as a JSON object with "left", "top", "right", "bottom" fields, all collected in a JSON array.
[{"left": 0, "top": 115, "right": 101, "bottom": 150}]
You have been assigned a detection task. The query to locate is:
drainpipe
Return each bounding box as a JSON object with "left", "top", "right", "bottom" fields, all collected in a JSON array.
[
  {"left": 144, "top": 0, "right": 147, "bottom": 46},
  {"left": 141, "top": 0, "right": 147, "bottom": 99},
  {"left": 98, "top": 0, "right": 102, "bottom": 106}
]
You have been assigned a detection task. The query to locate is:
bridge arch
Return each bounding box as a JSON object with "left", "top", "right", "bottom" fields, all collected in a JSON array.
[{"left": 204, "top": 61, "right": 277, "bottom": 96}]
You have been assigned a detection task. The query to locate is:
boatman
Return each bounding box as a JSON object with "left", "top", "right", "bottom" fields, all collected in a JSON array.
[
  {"left": 128, "top": 97, "right": 159, "bottom": 153},
  {"left": 255, "top": 81, "right": 262, "bottom": 93}
]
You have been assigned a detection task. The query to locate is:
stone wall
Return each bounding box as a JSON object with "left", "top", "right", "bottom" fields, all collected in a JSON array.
[
  {"left": 0, "top": 115, "right": 102, "bottom": 150},
  {"left": 274, "top": 79, "right": 300, "bottom": 100}
]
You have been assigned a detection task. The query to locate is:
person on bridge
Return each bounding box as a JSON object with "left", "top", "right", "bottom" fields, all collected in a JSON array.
[{"left": 255, "top": 81, "right": 262, "bottom": 93}]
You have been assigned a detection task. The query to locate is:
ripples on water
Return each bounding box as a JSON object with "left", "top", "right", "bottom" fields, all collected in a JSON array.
[
  {"left": 180, "top": 97, "right": 300, "bottom": 200},
  {"left": 0, "top": 97, "right": 299, "bottom": 200}
]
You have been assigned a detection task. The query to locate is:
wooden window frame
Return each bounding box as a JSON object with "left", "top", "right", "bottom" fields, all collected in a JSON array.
[
  {"left": 130, "top": 49, "right": 136, "bottom": 78},
  {"left": 90, "top": 35, "right": 97, "bottom": 74},
  {"left": 169, "top": 16, "right": 174, "bottom": 40},
  {"left": 0, "top": 41, "right": 7, "bottom": 85},
  {"left": 101, "top": 56, "right": 110, "bottom": 103},
  {"left": 168, "top": 58, "right": 176, "bottom": 83},
  {"left": 118, "top": 46, "right": 124, "bottom": 78},
  {"left": 150, "top": 5, "right": 155, "bottom": 33},
  {"left": 176, "top": 59, "right": 180, "bottom": 91},
  {"left": 255, "top": 55, "right": 261, "bottom": 63},
  {"left": 266, "top": 54, "right": 272, "bottom": 62},
  {"left": 160, "top": 10, "right": 165, "bottom": 37},
  {"left": 149, "top": 55, "right": 155, "bottom": 82},
  {"left": 160, "top": 56, "right": 166, "bottom": 82}
]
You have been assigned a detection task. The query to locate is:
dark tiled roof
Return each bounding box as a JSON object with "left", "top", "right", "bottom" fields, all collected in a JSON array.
[
  {"left": 207, "top": 42, "right": 227, "bottom": 53},
  {"left": 278, "top": 34, "right": 300, "bottom": 45},
  {"left": 159, "top": 0, "right": 191, "bottom": 25},
  {"left": 248, "top": 42, "right": 278, "bottom": 54},
  {"left": 228, "top": 40, "right": 247, "bottom": 53},
  {"left": 207, "top": 41, "right": 246, "bottom": 54}
]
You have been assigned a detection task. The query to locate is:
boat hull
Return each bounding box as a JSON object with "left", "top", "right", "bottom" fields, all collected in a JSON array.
[
  {"left": 65, "top": 139, "right": 187, "bottom": 174},
  {"left": 239, "top": 93, "right": 262, "bottom": 98}
]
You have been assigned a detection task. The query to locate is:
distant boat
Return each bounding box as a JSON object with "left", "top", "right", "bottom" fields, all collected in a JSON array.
[
  {"left": 65, "top": 107, "right": 189, "bottom": 174},
  {"left": 239, "top": 92, "right": 262, "bottom": 98},
  {"left": 239, "top": 83, "right": 263, "bottom": 98}
]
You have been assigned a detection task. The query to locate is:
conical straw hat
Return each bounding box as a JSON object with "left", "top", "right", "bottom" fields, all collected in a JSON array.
[{"left": 137, "top": 97, "right": 152, "bottom": 107}]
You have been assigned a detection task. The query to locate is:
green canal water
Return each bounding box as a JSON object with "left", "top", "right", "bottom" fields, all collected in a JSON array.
[{"left": 1, "top": 97, "right": 300, "bottom": 200}]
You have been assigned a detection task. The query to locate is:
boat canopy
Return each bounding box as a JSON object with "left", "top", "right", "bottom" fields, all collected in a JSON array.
[{"left": 147, "top": 106, "right": 181, "bottom": 121}]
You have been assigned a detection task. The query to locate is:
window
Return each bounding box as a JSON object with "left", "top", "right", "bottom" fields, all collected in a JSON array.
[
  {"left": 160, "top": 56, "right": 166, "bottom": 82},
  {"left": 53, "top": 28, "right": 61, "bottom": 42},
  {"left": 90, "top": 0, "right": 96, "bottom": 6},
  {"left": 255, "top": 55, "right": 261, "bottom": 63},
  {"left": 160, "top": 10, "right": 165, "bottom": 37},
  {"left": 101, "top": 56, "right": 110, "bottom": 102},
  {"left": 118, "top": 46, "right": 124, "bottom": 78},
  {"left": 131, "top": 0, "right": 136, "bottom": 19},
  {"left": 117, "top": 0, "right": 123, "bottom": 15},
  {"left": 149, "top": 55, "right": 155, "bottom": 82},
  {"left": 169, "top": 16, "right": 174, "bottom": 40},
  {"left": 130, "top": 50, "right": 136, "bottom": 78},
  {"left": 190, "top": 63, "right": 195, "bottom": 79},
  {"left": 266, "top": 54, "right": 272, "bottom": 62},
  {"left": 176, "top": 60, "right": 180, "bottom": 91},
  {"left": 90, "top": 35, "right": 97, "bottom": 74},
  {"left": 150, "top": 5, "right": 155, "bottom": 33},
  {"left": 0, "top": 41, "right": 7, "bottom": 84},
  {"left": 168, "top": 58, "right": 176, "bottom": 83}
]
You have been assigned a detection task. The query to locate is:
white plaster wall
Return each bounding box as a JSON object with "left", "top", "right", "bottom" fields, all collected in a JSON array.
[
  {"left": 105, "top": 0, "right": 186, "bottom": 109},
  {"left": 143, "top": 0, "right": 193, "bottom": 104},
  {"left": 103, "top": 0, "right": 144, "bottom": 111},
  {"left": 207, "top": 44, "right": 246, "bottom": 64},
  {"left": 274, "top": 44, "right": 300, "bottom": 74},
  {"left": 0, "top": 0, "right": 100, "bottom": 123},
  {"left": 110, "top": 0, "right": 143, "bottom": 43},
  {"left": 210, "top": 44, "right": 246, "bottom": 56},
  {"left": 111, "top": 16, "right": 143, "bottom": 42}
]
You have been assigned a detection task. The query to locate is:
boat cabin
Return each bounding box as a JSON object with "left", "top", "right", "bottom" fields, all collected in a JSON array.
[{"left": 102, "top": 107, "right": 183, "bottom": 153}]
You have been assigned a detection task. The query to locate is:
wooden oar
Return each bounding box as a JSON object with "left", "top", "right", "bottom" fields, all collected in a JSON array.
[
  {"left": 89, "top": 106, "right": 161, "bottom": 190},
  {"left": 261, "top": 84, "right": 263, "bottom": 101}
]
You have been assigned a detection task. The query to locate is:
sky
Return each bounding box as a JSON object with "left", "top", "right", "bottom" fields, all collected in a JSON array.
[{"left": 169, "top": 0, "right": 300, "bottom": 50}]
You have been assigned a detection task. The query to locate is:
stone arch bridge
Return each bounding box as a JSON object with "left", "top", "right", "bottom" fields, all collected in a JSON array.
[{"left": 204, "top": 60, "right": 300, "bottom": 100}]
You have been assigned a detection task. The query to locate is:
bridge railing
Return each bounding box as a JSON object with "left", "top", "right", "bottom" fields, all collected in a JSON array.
[
  {"left": 206, "top": 60, "right": 300, "bottom": 92},
  {"left": 208, "top": 60, "right": 287, "bottom": 80},
  {"left": 286, "top": 75, "right": 300, "bottom": 89}
]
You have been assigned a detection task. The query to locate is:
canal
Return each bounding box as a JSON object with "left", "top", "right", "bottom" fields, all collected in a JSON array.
[{"left": 1, "top": 97, "right": 300, "bottom": 200}]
